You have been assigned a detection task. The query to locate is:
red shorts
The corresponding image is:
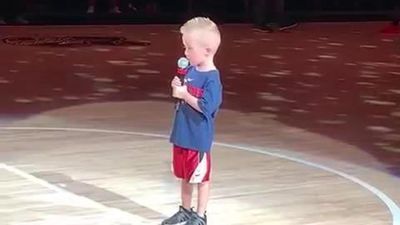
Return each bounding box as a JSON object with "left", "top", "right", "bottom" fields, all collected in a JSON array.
[{"left": 172, "top": 145, "right": 211, "bottom": 183}]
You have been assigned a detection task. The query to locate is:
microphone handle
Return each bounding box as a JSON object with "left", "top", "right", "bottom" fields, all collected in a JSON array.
[
  {"left": 178, "top": 74, "right": 185, "bottom": 85},
  {"left": 175, "top": 74, "right": 185, "bottom": 107},
  {"left": 175, "top": 67, "right": 187, "bottom": 107}
]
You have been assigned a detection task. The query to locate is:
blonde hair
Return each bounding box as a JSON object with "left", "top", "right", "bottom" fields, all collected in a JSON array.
[{"left": 180, "top": 17, "right": 221, "bottom": 53}]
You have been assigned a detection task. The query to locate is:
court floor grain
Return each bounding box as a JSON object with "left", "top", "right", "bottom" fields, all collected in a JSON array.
[{"left": 1, "top": 22, "right": 399, "bottom": 225}]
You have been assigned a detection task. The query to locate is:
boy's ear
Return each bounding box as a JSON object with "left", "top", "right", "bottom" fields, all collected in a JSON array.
[{"left": 205, "top": 47, "right": 213, "bottom": 56}]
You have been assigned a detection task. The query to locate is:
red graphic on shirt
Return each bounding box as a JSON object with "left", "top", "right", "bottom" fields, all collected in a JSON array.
[{"left": 187, "top": 85, "right": 204, "bottom": 98}]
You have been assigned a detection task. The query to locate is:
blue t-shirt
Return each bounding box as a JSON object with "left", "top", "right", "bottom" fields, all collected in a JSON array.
[{"left": 169, "top": 66, "right": 223, "bottom": 152}]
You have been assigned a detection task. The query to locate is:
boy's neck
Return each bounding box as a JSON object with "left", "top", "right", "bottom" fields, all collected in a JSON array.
[{"left": 195, "top": 58, "right": 216, "bottom": 72}]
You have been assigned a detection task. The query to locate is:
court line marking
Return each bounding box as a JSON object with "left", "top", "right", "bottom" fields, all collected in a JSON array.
[
  {"left": 0, "top": 163, "right": 152, "bottom": 224},
  {"left": 0, "top": 148, "right": 154, "bottom": 224},
  {"left": 0, "top": 163, "right": 154, "bottom": 224},
  {"left": 1, "top": 126, "right": 399, "bottom": 225}
]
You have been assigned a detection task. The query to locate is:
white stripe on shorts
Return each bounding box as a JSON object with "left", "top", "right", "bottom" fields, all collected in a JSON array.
[{"left": 189, "top": 152, "right": 208, "bottom": 184}]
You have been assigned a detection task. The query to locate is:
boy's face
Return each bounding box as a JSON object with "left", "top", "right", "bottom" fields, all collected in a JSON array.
[{"left": 182, "top": 32, "right": 208, "bottom": 67}]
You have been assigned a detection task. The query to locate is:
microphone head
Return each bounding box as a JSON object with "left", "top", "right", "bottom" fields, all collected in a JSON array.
[{"left": 177, "top": 57, "right": 189, "bottom": 69}]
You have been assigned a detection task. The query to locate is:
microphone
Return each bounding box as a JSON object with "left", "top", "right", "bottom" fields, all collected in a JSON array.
[
  {"left": 177, "top": 57, "right": 189, "bottom": 85},
  {"left": 174, "top": 57, "right": 189, "bottom": 107}
]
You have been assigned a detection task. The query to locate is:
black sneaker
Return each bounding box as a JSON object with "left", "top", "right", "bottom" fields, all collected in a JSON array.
[
  {"left": 278, "top": 21, "right": 298, "bottom": 31},
  {"left": 161, "top": 206, "right": 192, "bottom": 225},
  {"left": 253, "top": 24, "right": 274, "bottom": 32},
  {"left": 186, "top": 212, "right": 207, "bottom": 225},
  {"left": 264, "top": 21, "right": 298, "bottom": 32}
]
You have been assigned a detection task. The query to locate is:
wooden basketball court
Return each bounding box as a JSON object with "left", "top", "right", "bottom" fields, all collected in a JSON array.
[{"left": 0, "top": 22, "right": 399, "bottom": 225}]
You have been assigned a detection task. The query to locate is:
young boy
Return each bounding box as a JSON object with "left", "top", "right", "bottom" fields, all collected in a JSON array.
[{"left": 162, "top": 17, "right": 222, "bottom": 225}]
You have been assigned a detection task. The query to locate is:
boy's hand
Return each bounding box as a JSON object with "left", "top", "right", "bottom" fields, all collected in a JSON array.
[
  {"left": 172, "top": 85, "right": 188, "bottom": 100},
  {"left": 171, "top": 76, "right": 182, "bottom": 87}
]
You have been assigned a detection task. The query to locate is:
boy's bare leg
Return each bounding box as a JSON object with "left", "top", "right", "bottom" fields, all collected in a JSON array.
[
  {"left": 197, "top": 181, "right": 210, "bottom": 216},
  {"left": 181, "top": 180, "right": 193, "bottom": 210}
]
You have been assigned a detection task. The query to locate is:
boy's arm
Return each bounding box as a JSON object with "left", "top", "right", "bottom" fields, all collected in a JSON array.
[
  {"left": 197, "top": 78, "right": 222, "bottom": 117},
  {"left": 172, "top": 85, "right": 203, "bottom": 112},
  {"left": 183, "top": 93, "right": 202, "bottom": 112},
  {"left": 172, "top": 77, "right": 222, "bottom": 116}
]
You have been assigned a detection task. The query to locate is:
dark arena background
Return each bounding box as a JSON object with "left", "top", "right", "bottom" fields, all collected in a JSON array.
[{"left": 1, "top": 1, "right": 400, "bottom": 225}]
